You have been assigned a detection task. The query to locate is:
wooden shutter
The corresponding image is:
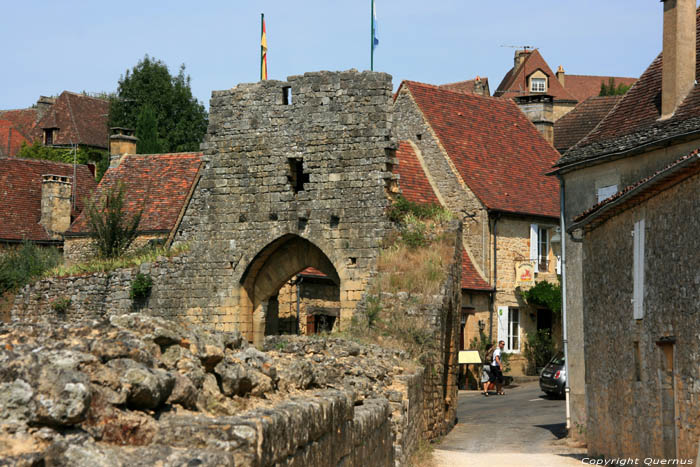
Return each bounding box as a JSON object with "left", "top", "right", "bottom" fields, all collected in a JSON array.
[
  {"left": 633, "top": 219, "right": 645, "bottom": 319},
  {"left": 306, "top": 314, "right": 316, "bottom": 335},
  {"left": 556, "top": 255, "right": 561, "bottom": 274},
  {"left": 530, "top": 224, "right": 539, "bottom": 272}
]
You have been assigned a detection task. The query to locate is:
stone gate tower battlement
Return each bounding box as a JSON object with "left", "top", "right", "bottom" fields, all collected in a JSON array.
[{"left": 160, "top": 70, "right": 398, "bottom": 344}]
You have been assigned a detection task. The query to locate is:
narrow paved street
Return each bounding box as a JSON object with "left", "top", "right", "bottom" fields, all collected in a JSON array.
[{"left": 432, "top": 381, "right": 586, "bottom": 467}]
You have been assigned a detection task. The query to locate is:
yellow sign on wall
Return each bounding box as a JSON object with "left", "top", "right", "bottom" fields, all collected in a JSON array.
[{"left": 516, "top": 262, "right": 535, "bottom": 285}]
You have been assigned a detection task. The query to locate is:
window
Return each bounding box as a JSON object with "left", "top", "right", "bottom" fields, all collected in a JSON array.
[
  {"left": 44, "top": 129, "right": 54, "bottom": 145},
  {"left": 531, "top": 77, "right": 546, "bottom": 93},
  {"left": 530, "top": 224, "right": 550, "bottom": 273},
  {"left": 633, "top": 218, "right": 645, "bottom": 319},
  {"left": 282, "top": 86, "right": 292, "bottom": 105},
  {"left": 597, "top": 185, "right": 618, "bottom": 202},
  {"left": 508, "top": 307, "right": 520, "bottom": 351},
  {"left": 287, "top": 158, "right": 309, "bottom": 193}
]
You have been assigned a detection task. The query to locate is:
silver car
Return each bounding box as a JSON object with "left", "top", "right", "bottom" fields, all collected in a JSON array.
[{"left": 539, "top": 352, "right": 566, "bottom": 398}]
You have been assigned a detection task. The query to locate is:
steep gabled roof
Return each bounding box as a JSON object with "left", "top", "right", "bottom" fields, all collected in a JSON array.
[
  {"left": 398, "top": 81, "right": 560, "bottom": 219},
  {"left": 0, "top": 109, "right": 40, "bottom": 156},
  {"left": 393, "top": 140, "right": 491, "bottom": 291},
  {"left": 494, "top": 49, "right": 577, "bottom": 102},
  {"left": 563, "top": 75, "right": 637, "bottom": 103},
  {"left": 68, "top": 153, "right": 203, "bottom": 235},
  {"left": 393, "top": 141, "right": 440, "bottom": 205},
  {"left": 570, "top": 149, "right": 700, "bottom": 233},
  {"left": 440, "top": 77, "right": 490, "bottom": 96},
  {"left": 557, "top": 9, "right": 700, "bottom": 170},
  {"left": 0, "top": 157, "right": 97, "bottom": 243},
  {"left": 554, "top": 96, "right": 623, "bottom": 154},
  {"left": 37, "top": 91, "right": 109, "bottom": 149}
]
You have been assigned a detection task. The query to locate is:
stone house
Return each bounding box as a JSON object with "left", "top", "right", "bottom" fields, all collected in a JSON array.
[
  {"left": 494, "top": 48, "right": 636, "bottom": 143},
  {"left": 552, "top": 0, "right": 700, "bottom": 448},
  {"left": 0, "top": 92, "right": 109, "bottom": 156},
  {"left": 568, "top": 151, "right": 699, "bottom": 460},
  {"left": 0, "top": 157, "right": 97, "bottom": 248},
  {"left": 64, "top": 133, "right": 203, "bottom": 263},
  {"left": 393, "top": 80, "right": 562, "bottom": 376}
]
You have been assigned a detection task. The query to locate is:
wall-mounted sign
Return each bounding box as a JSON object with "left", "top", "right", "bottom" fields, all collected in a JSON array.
[
  {"left": 458, "top": 350, "right": 482, "bottom": 364},
  {"left": 516, "top": 262, "right": 535, "bottom": 285}
]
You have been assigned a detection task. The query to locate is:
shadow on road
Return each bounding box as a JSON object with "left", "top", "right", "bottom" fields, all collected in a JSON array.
[{"left": 535, "top": 423, "right": 568, "bottom": 439}]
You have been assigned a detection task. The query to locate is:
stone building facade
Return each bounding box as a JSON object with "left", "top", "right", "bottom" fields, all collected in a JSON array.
[
  {"left": 571, "top": 153, "right": 700, "bottom": 460},
  {"left": 553, "top": 0, "right": 700, "bottom": 444},
  {"left": 393, "top": 81, "right": 562, "bottom": 376}
]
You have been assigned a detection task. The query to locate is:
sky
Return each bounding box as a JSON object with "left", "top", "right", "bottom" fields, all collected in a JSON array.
[{"left": 0, "top": 1, "right": 688, "bottom": 111}]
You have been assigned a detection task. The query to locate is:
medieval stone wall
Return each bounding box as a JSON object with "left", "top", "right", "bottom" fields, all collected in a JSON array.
[
  {"left": 152, "top": 70, "right": 396, "bottom": 343},
  {"left": 63, "top": 235, "right": 167, "bottom": 265},
  {"left": 582, "top": 172, "right": 700, "bottom": 459}
]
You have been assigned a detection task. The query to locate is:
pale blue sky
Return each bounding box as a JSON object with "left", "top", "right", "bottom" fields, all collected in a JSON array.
[{"left": 0, "top": 1, "right": 687, "bottom": 110}]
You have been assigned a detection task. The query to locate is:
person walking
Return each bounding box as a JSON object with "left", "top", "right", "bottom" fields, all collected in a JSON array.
[
  {"left": 491, "top": 340, "right": 506, "bottom": 395},
  {"left": 481, "top": 344, "right": 494, "bottom": 396}
]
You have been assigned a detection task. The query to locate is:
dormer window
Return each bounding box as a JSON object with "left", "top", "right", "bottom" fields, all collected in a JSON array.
[
  {"left": 43, "top": 128, "right": 57, "bottom": 146},
  {"left": 531, "top": 78, "right": 546, "bottom": 93}
]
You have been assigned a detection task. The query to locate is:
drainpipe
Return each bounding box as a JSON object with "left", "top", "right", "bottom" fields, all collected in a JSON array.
[
  {"left": 557, "top": 174, "right": 571, "bottom": 432},
  {"left": 489, "top": 212, "right": 500, "bottom": 341}
]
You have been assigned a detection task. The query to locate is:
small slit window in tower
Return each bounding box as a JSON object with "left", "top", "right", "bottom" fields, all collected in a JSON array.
[
  {"left": 288, "top": 158, "right": 309, "bottom": 194},
  {"left": 282, "top": 86, "right": 292, "bottom": 105}
]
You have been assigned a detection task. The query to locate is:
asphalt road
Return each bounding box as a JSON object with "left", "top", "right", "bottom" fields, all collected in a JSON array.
[{"left": 432, "top": 381, "right": 586, "bottom": 467}]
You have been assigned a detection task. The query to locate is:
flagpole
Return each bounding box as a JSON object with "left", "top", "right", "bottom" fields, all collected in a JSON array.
[
  {"left": 370, "top": 0, "right": 374, "bottom": 71},
  {"left": 261, "top": 13, "right": 264, "bottom": 80}
]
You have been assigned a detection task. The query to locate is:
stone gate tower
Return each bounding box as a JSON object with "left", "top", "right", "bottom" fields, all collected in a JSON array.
[{"left": 155, "top": 70, "right": 397, "bottom": 345}]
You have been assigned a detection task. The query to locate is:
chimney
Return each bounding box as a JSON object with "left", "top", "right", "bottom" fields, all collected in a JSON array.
[
  {"left": 514, "top": 49, "right": 531, "bottom": 69},
  {"left": 556, "top": 65, "right": 566, "bottom": 87},
  {"left": 109, "top": 127, "right": 138, "bottom": 167},
  {"left": 474, "top": 76, "right": 485, "bottom": 96},
  {"left": 40, "top": 174, "right": 72, "bottom": 239},
  {"left": 35, "top": 96, "right": 56, "bottom": 122},
  {"left": 661, "top": 0, "right": 697, "bottom": 119}
]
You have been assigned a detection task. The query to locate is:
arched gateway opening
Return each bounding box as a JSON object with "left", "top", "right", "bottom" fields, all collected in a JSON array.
[{"left": 239, "top": 235, "right": 341, "bottom": 346}]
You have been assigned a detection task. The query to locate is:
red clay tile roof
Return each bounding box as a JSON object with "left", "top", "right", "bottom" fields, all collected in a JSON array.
[
  {"left": 399, "top": 80, "right": 560, "bottom": 219},
  {"left": 563, "top": 75, "right": 637, "bottom": 103},
  {"left": 494, "top": 50, "right": 577, "bottom": 102},
  {"left": 440, "top": 77, "right": 490, "bottom": 96},
  {"left": 393, "top": 141, "right": 440, "bottom": 205},
  {"left": 392, "top": 140, "right": 491, "bottom": 291},
  {"left": 298, "top": 267, "right": 328, "bottom": 278},
  {"left": 461, "top": 250, "right": 492, "bottom": 291},
  {"left": 0, "top": 157, "right": 97, "bottom": 243},
  {"left": 68, "top": 153, "right": 203, "bottom": 235},
  {"left": 0, "top": 109, "right": 40, "bottom": 156},
  {"left": 570, "top": 149, "right": 700, "bottom": 233},
  {"left": 554, "top": 96, "right": 623, "bottom": 153},
  {"left": 38, "top": 92, "right": 109, "bottom": 149},
  {"left": 558, "top": 9, "right": 700, "bottom": 169}
]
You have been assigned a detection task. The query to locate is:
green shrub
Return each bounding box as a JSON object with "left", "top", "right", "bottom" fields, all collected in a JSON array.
[
  {"left": 388, "top": 196, "right": 443, "bottom": 223},
  {"left": 520, "top": 280, "right": 562, "bottom": 315},
  {"left": 0, "top": 242, "right": 62, "bottom": 294},
  {"left": 130, "top": 273, "right": 153, "bottom": 300},
  {"left": 523, "top": 329, "right": 555, "bottom": 375},
  {"left": 86, "top": 183, "right": 142, "bottom": 259},
  {"left": 51, "top": 296, "right": 71, "bottom": 313}
]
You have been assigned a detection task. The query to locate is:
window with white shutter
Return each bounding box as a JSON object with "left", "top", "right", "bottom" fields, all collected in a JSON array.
[
  {"left": 530, "top": 224, "right": 539, "bottom": 273},
  {"left": 497, "top": 306, "right": 508, "bottom": 345},
  {"left": 633, "top": 219, "right": 645, "bottom": 319}
]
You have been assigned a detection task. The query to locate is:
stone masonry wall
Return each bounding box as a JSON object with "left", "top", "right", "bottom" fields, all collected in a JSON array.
[
  {"left": 63, "top": 234, "right": 167, "bottom": 265},
  {"left": 151, "top": 71, "right": 396, "bottom": 342},
  {"left": 583, "top": 173, "right": 700, "bottom": 460}
]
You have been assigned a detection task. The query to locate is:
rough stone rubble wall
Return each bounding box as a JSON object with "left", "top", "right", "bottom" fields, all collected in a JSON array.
[{"left": 582, "top": 173, "right": 700, "bottom": 459}]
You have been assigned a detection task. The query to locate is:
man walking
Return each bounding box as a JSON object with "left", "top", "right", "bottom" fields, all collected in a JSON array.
[{"left": 491, "top": 340, "right": 506, "bottom": 395}]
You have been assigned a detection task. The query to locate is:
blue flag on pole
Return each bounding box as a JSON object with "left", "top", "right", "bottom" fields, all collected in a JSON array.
[{"left": 373, "top": 1, "right": 379, "bottom": 49}]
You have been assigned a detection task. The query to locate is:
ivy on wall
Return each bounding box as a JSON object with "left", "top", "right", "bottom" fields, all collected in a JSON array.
[{"left": 519, "top": 280, "right": 562, "bottom": 315}]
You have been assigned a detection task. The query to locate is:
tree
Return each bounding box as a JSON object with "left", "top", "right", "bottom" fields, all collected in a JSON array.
[
  {"left": 599, "top": 77, "right": 631, "bottom": 96},
  {"left": 17, "top": 142, "right": 109, "bottom": 180},
  {"left": 135, "top": 104, "right": 162, "bottom": 154},
  {"left": 109, "top": 55, "right": 208, "bottom": 153},
  {"left": 86, "top": 184, "right": 142, "bottom": 258}
]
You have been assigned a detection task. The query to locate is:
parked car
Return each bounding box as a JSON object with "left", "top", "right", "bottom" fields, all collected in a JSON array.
[{"left": 539, "top": 352, "right": 566, "bottom": 398}]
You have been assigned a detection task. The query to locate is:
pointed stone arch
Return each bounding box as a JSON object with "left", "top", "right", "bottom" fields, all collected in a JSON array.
[{"left": 239, "top": 234, "right": 341, "bottom": 345}]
